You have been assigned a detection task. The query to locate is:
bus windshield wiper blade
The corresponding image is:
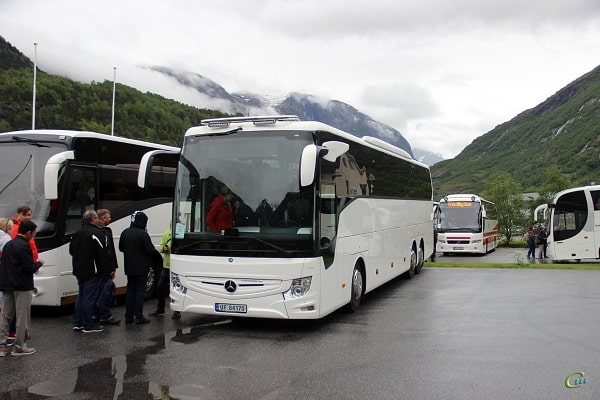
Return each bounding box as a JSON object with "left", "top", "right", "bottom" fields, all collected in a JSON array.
[
  {"left": 246, "top": 236, "right": 293, "bottom": 257},
  {"left": 12, "top": 136, "right": 50, "bottom": 147},
  {"left": 199, "top": 126, "right": 243, "bottom": 137}
]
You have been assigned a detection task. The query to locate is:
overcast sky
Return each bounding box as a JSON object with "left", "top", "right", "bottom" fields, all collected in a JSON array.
[{"left": 1, "top": 0, "right": 599, "bottom": 158}]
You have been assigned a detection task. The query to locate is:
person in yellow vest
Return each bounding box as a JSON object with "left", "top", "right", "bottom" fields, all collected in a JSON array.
[{"left": 149, "top": 228, "right": 180, "bottom": 318}]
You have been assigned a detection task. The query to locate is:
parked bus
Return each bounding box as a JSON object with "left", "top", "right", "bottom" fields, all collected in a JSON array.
[
  {"left": 153, "top": 115, "right": 433, "bottom": 319},
  {"left": 0, "top": 130, "right": 178, "bottom": 306},
  {"left": 534, "top": 185, "right": 600, "bottom": 262},
  {"left": 436, "top": 194, "right": 498, "bottom": 255}
]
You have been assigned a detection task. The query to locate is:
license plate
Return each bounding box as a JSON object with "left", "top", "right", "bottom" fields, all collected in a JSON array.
[
  {"left": 453, "top": 247, "right": 464, "bottom": 250},
  {"left": 215, "top": 303, "right": 247, "bottom": 314}
]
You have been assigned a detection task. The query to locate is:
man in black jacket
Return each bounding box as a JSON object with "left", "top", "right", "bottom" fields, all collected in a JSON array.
[
  {"left": 93, "top": 209, "right": 120, "bottom": 325},
  {"left": 119, "top": 211, "right": 156, "bottom": 325},
  {"left": 70, "top": 210, "right": 108, "bottom": 333},
  {"left": 0, "top": 220, "right": 44, "bottom": 356}
]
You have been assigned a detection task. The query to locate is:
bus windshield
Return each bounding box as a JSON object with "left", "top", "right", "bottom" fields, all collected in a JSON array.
[
  {"left": 438, "top": 201, "right": 482, "bottom": 233},
  {"left": 173, "top": 130, "right": 315, "bottom": 257},
  {"left": 0, "top": 141, "right": 68, "bottom": 237}
]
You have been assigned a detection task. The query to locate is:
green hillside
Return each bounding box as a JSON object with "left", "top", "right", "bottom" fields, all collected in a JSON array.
[
  {"left": 0, "top": 36, "right": 230, "bottom": 146},
  {"left": 432, "top": 64, "right": 600, "bottom": 198}
]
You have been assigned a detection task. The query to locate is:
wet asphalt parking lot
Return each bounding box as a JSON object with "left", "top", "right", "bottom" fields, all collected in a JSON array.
[{"left": 1, "top": 248, "right": 599, "bottom": 399}]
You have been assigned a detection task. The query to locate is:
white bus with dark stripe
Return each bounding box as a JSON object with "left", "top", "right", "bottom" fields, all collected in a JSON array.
[{"left": 153, "top": 116, "right": 433, "bottom": 319}]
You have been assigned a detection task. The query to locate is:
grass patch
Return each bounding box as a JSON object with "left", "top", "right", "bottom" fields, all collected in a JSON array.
[{"left": 424, "top": 262, "right": 600, "bottom": 270}]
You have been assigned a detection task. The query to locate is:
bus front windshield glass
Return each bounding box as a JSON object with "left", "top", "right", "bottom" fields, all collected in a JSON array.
[
  {"left": 0, "top": 141, "right": 68, "bottom": 237},
  {"left": 173, "top": 130, "right": 315, "bottom": 257},
  {"left": 438, "top": 201, "right": 482, "bottom": 233}
]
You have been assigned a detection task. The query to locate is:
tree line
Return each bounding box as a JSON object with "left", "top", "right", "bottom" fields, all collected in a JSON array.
[{"left": 0, "top": 68, "right": 232, "bottom": 146}]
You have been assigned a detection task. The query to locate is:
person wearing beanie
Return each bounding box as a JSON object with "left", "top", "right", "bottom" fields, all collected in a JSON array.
[{"left": 118, "top": 211, "right": 156, "bottom": 324}]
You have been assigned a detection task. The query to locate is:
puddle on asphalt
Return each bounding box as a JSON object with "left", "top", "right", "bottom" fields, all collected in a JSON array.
[{"left": 0, "top": 320, "right": 230, "bottom": 399}]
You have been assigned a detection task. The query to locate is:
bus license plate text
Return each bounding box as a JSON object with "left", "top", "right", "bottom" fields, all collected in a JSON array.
[{"left": 215, "top": 303, "right": 247, "bottom": 313}]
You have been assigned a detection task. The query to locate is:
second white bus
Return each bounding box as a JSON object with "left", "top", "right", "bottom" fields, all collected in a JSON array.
[
  {"left": 0, "top": 130, "right": 178, "bottom": 306},
  {"left": 157, "top": 116, "right": 433, "bottom": 319},
  {"left": 535, "top": 185, "right": 600, "bottom": 262},
  {"left": 436, "top": 194, "right": 499, "bottom": 255}
]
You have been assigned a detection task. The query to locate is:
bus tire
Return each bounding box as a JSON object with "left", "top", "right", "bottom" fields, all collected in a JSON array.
[
  {"left": 349, "top": 263, "right": 364, "bottom": 312},
  {"left": 406, "top": 247, "right": 417, "bottom": 279},
  {"left": 415, "top": 244, "right": 424, "bottom": 274},
  {"left": 144, "top": 265, "right": 161, "bottom": 299}
]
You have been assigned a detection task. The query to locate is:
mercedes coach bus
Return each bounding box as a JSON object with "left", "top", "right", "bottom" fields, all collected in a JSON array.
[
  {"left": 155, "top": 115, "right": 433, "bottom": 319},
  {"left": 436, "top": 194, "right": 498, "bottom": 255},
  {"left": 0, "top": 130, "right": 178, "bottom": 306}
]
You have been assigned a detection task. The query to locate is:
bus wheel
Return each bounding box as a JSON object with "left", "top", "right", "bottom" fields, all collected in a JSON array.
[
  {"left": 415, "top": 245, "right": 424, "bottom": 274},
  {"left": 144, "top": 266, "right": 160, "bottom": 299},
  {"left": 349, "top": 263, "right": 364, "bottom": 312},
  {"left": 406, "top": 248, "right": 417, "bottom": 279}
]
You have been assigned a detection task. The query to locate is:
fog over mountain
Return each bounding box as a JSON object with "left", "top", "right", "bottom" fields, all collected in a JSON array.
[{"left": 149, "top": 66, "right": 420, "bottom": 158}]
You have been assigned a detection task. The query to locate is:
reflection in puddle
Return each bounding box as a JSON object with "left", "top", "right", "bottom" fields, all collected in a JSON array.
[{"left": 0, "top": 320, "right": 229, "bottom": 399}]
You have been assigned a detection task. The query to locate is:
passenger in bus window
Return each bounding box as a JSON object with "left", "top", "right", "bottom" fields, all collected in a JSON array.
[
  {"left": 105, "top": 178, "right": 130, "bottom": 200},
  {"left": 206, "top": 185, "right": 239, "bottom": 232}
]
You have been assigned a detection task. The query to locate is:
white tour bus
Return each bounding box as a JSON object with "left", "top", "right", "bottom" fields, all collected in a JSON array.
[
  {"left": 436, "top": 194, "right": 499, "bottom": 255},
  {"left": 534, "top": 185, "right": 600, "bottom": 262},
  {"left": 154, "top": 115, "right": 433, "bottom": 319},
  {"left": 0, "top": 130, "right": 178, "bottom": 306}
]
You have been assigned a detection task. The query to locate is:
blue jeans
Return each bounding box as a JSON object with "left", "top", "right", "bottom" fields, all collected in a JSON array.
[
  {"left": 125, "top": 275, "right": 146, "bottom": 321},
  {"left": 73, "top": 275, "right": 101, "bottom": 329},
  {"left": 95, "top": 278, "right": 116, "bottom": 321}
]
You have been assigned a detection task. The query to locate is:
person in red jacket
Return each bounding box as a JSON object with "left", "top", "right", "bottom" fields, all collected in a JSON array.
[
  {"left": 8, "top": 206, "right": 38, "bottom": 342},
  {"left": 10, "top": 206, "right": 38, "bottom": 262},
  {"left": 206, "top": 185, "right": 239, "bottom": 232}
]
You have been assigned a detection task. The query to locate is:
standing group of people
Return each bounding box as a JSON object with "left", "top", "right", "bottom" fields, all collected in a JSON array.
[
  {"left": 0, "top": 205, "right": 178, "bottom": 357},
  {"left": 524, "top": 223, "right": 549, "bottom": 260},
  {"left": 0, "top": 206, "right": 43, "bottom": 356}
]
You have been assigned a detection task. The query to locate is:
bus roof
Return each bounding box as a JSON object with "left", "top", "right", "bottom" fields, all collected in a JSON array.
[
  {"left": 439, "top": 194, "right": 490, "bottom": 203},
  {"left": 185, "top": 115, "right": 426, "bottom": 168},
  {"left": 552, "top": 184, "right": 600, "bottom": 201},
  {"left": 0, "top": 129, "right": 179, "bottom": 152}
]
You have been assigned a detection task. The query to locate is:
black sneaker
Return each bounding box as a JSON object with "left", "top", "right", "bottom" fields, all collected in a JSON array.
[
  {"left": 72, "top": 325, "right": 84, "bottom": 332},
  {"left": 134, "top": 318, "right": 150, "bottom": 325},
  {"left": 82, "top": 324, "right": 104, "bottom": 333},
  {"left": 172, "top": 311, "right": 181, "bottom": 320},
  {"left": 149, "top": 309, "right": 165, "bottom": 316}
]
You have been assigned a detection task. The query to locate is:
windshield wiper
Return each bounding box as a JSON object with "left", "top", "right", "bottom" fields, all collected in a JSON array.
[
  {"left": 12, "top": 136, "right": 50, "bottom": 148},
  {"left": 246, "top": 236, "right": 293, "bottom": 257},
  {"left": 0, "top": 154, "right": 32, "bottom": 196},
  {"left": 174, "top": 235, "right": 293, "bottom": 257},
  {"left": 197, "top": 126, "right": 242, "bottom": 137}
]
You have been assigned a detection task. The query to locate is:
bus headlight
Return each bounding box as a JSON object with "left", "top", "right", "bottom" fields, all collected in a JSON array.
[
  {"left": 471, "top": 239, "right": 482, "bottom": 244},
  {"left": 283, "top": 276, "right": 312, "bottom": 300},
  {"left": 171, "top": 272, "right": 187, "bottom": 294},
  {"left": 437, "top": 239, "right": 446, "bottom": 243}
]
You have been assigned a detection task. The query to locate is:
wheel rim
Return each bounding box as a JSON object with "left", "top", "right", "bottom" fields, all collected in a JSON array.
[{"left": 352, "top": 268, "right": 363, "bottom": 303}]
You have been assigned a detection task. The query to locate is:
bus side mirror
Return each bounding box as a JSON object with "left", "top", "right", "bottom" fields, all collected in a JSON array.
[
  {"left": 300, "top": 142, "right": 349, "bottom": 187},
  {"left": 138, "top": 150, "right": 179, "bottom": 188},
  {"left": 44, "top": 151, "right": 75, "bottom": 199},
  {"left": 322, "top": 141, "right": 349, "bottom": 162}
]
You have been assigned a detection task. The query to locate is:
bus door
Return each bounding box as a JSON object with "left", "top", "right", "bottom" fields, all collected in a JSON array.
[
  {"left": 551, "top": 190, "right": 591, "bottom": 260},
  {"left": 64, "top": 166, "right": 97, "bottom": 236}
]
